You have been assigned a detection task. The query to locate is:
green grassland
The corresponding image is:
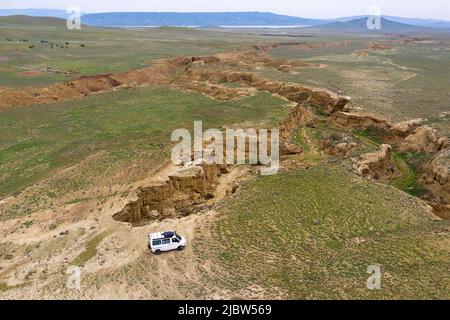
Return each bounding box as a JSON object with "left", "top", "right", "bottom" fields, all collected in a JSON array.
[
  {"left": 0, "top": 16, "right": 273, "bottom": 87},
  {"left": 72, "top": 232, "right": 106, "bottom": 267},
  {"left": 196, "top": 165, "right": 449, "bottom": 299},
  {"left": 0, "top": 86, "right": 287, "bottom": 219}
]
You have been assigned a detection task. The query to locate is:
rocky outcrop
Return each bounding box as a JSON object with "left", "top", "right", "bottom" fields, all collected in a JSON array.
[
  {"left": 191, "top": 56, "right": 221, "bottom": 63},
  {"left": 329, "top": 111, "right": 448, "bottom": 216},
  {"left": 330, "top": 112, "right": 392, "bottom": 131},
  {"left": 353, "top": 41, "right": 393, "bottom": 56},
  {"left": 330, "top": 113, "right": 448, "bottom": 153},
  {"left": 398, "top": 126, "right": 449, "bottom": 154},
  {"left": 352, "top": 38, "right": 426, "bottom": 57},
  {"left": 185, "top": 69, "right": 351, "bottom": 115},
  {"left": 422, "top": 149, "right": 450, "bottom": 218},
  {"left": 176, "top": 80, "right": 254, "bottom": 101},
  {"left": 330, "top": 112, "right": 426, "bottom": 140},
  {"left": 113, "top": 163, "right": 227, "bottom": 225},
  {"left": 390, "top": 118, "right": 425, "bottom": 137},
  {"left": 210, "top": 49, "right": 320, "bottom": 71},
  {"left": 355, "top": 144, "right": 394, "bottom": 180},
  {"left": 322, "top": 140, "right": 358, "bottom": 157},
  {"left": 279, "top": 105, "right": 312, "bottom": 155}
]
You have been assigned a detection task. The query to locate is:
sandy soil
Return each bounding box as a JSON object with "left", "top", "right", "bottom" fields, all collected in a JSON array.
[{"left": 0, "top": 154, "right": 254, "bottom": 299}]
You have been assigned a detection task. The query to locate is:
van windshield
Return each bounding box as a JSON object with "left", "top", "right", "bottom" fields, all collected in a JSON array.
[{"left": 175, "top": 233, "right": 182, "bottom": 241}]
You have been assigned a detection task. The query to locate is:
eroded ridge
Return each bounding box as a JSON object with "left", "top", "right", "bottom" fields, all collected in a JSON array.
[
  {"left": 181, "top": 54, "right": 449, "bottom": 218},
  {"left": 0, "top": 57, "right": 192, "bottom": 110},
  {"left": 1, "top": 46, "right": 448, "bottom": 220},
  {"left": 113, "top": 103, "right": 318, "bottom": 225},
  {"left": 113, "top": 163, "right": 228, "bottom": 226}
]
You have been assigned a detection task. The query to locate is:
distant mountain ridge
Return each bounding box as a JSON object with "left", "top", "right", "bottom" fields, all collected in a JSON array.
[
  {"left": 0, "top": 9, "right": 449, "bottom": 30},
  {"left": 313, "top": 17, "right": 434, "bottom": 33},
  {"left": 331, "top": 15, "right": 450, "bottom": 29},
  {"left": 80, "top": 12, "right": 324, "bottom": 27}
]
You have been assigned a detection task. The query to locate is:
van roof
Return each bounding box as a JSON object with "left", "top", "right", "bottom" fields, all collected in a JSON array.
[{"left": 150, "top": 231, "right": 175, "bottom": 240}]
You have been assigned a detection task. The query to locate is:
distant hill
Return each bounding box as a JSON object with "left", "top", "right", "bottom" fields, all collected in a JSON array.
[
  {"left": 384, "top": 16, "right": 450, "bottom": 29},
  {"left": 80, "top": 12, "right": 326, "bottom": 27},
  {"left": 0, "top": 9, "right": 71, "bottom": 19},
  {"left": 0, "top": 15, "right": 67, "bottom": 27},
  {"left": 313, "top": 17, "right": 433, "bottom": 33},
  {"left": 331, "top": 15, "right": 450, "bottom": 29}
]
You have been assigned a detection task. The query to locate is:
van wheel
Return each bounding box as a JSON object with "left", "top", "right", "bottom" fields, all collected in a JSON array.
[
  {"left": 177, "top": 246, "right": 185, "bottom": 251},
  {"left": 154, "top": 250, "right": 162, "bottom": 255}
]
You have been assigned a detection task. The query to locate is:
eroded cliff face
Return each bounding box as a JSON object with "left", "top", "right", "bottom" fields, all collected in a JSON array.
[
  {"left": 329, "top": 113, "right": 448, "bottom": 152},
  {"left": 279, "top": 104, "right": 314, "bottom": 155},
  {"left": 390, "top": 119, "right": 425, "bottom": 137},
  {"left": 327, "top": 113, "right": 448, "bottom": 216},
  {"left": 204, "top": 48, "right": 324, "bottom": 73},
  {"left": 398, "top": 126, "right": 449, "bottom": 154},
  {"left": 177, "top": 80, "right": 255, "bottom": 101},
  {"left": 113, "top": 164, "right": 227, "bottom": 225},
  {"left": 330, "top": 112, "right": 392, "bottom": 131},
  {"left": 0, "top": 57, "right": 191, "bottom": 110},
  {"left": 355, "top": 144, "right": 395, "bottom": 180},
  {"left": 327, "top": 110, "right": 448, "bottom": 215},
  {"left": 422, "top": 150, "right": 450, "bottom": 219},
  {"left": 183, "top": 68, "right": 351, "bottom": 115}
]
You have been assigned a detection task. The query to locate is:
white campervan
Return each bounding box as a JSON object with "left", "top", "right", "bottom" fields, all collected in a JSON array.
[{"left": 148, "top": 231, "right": 187, "bottom": 254}]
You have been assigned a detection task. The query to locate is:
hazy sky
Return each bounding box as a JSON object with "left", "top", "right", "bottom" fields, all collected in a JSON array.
[{"left": 2, "top": 0, "right": 450, "bottom": 20}]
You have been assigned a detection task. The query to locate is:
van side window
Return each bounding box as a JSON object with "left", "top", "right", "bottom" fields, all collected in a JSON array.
[
  {"left": 162, "top": 239, "right": 170, "bottom": 244},
  {"left": 152, "top": 240, "right": 161, "bottom": 246},
  {"left": 172, "top": 238, "right": 179, "bottom": 243}
]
